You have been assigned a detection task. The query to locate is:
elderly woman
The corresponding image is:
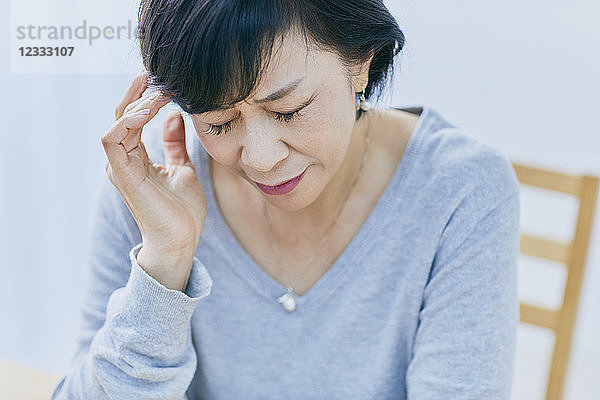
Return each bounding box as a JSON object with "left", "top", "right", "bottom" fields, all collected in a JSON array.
[{"left": 52, "top": 0, "right": 520, "bottom": 399}]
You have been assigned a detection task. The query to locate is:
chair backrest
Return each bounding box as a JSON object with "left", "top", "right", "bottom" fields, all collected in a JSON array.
[
  {"left": 512, "top": 161, "right": 599, "bottom": 400},
  {"left": 0, "top": 359, "right": 61, "bottom": 399}
]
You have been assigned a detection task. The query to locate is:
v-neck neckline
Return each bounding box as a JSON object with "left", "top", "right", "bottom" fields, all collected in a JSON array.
[{"left": 197, "top": 106, "right": 429, "bottom": 311}]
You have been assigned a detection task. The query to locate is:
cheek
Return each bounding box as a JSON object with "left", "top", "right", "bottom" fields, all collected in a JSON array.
[
  {"left": 191, "top": 117, "right": 239, "bottom": 166},
  {"left": 299, "top": 95, "right": 354, "bottom": 166},
  {"left": 193, "top": 131, "right": 236, "bottom": 169},
  {"left": 200, "top": 140, "right": 239, "bottom": 169}
]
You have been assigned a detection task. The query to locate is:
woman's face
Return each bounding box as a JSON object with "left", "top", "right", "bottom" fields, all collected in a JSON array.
[{"left": 190, "top": 30, "right": 368, "bottom": 211}]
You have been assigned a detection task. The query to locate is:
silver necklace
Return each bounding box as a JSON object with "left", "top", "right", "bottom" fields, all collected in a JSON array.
[{"left": 264, "top": 93, "right": 372, "bottom": 312}]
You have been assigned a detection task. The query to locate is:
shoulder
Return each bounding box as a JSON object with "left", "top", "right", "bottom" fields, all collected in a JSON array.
[{"left": 414, "top": 108, "right": 520, "bottom": 209}]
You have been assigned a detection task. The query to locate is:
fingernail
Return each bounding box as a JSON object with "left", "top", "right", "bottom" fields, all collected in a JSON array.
[{"left": 135, "top": 108, "right": 151, "bottom": 115}]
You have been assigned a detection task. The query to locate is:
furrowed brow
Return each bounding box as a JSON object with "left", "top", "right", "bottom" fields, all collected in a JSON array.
[
  {"left": 252, "top": 76, "right": 305, "bottom": 104},
  {"left": 204, "top": 76, "right": 306, "bottom": 113}
]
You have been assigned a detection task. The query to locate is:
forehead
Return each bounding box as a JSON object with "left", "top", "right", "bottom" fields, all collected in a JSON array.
[
  {"left": 197, "top": 29, "right": 346, "bottom": 116},
  {"left": 249, "top": 30, "right": 343, "bottom": 100}
]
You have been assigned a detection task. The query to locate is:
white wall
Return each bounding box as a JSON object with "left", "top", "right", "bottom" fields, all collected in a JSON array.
[{"left": 1, "top": 1, "right": 598, "bottom": 399}]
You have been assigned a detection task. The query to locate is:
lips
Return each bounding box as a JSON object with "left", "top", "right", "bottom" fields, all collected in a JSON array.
[
  {"left": 253, "top": 167, "right": 308, "bottom": 195},
  {"left": 264, "top": 174, "right": 299, "bottom": 187},
  {"left": 256, "top": 167, "right": 307, "bottom": 187}
]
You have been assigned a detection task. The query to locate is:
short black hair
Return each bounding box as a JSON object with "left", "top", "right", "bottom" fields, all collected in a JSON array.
[{"left": 138, "top": 0, "right": 405, "bottom": 120}]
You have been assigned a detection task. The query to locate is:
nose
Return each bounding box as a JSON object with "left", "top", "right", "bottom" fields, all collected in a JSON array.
[{"left": 240, "top": 126, "right": 289, "bottom": 172}]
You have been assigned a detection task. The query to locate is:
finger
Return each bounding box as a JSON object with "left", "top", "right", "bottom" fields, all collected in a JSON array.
[
  {"left": 115, "top": 72, "right": 148, "bottom": 120},
  {"left": 163, "top": 111, "right": 192, "bottom": 167},
  {"left": 123, "top": 85, "right": 163, "bottom": 115},
  {"left": 127, "top": 140, "right": 151, "bottom": 169},
  {"left": 119, "top": 91, "right": 172, "bottom": 153},
  {"left": 128, "top": 89, "right": 171, "bottom": 118},
  {"left": 102, "top": 108, "right": 153, "bottom": 170},
  {"left": 123, "top": 95, "right": 146, "bottom": 116},
  {"left": 116, "top": 71, "right": 148, "bottom": 120}
]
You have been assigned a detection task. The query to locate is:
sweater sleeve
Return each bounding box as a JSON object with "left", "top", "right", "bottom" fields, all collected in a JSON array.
[
  {"left": 406, "top": 153, "right": 521, "bottom": 399},
  {"left": 51, "top": 176, "right": 212, "bottom": 400}
]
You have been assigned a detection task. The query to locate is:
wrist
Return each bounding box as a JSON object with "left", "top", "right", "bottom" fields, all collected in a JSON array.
[{"left": 136, "top": 245, "right": 195, "bottom": 291}]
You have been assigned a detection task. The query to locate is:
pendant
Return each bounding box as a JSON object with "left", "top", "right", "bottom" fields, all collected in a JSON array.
[{"left": 277, "top": 287, "right": 296, "bottom": 312}]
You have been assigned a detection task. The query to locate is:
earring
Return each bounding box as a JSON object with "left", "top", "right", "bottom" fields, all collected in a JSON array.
[{"left": 355, "top": 91, "right": 371, "bottom": 112}]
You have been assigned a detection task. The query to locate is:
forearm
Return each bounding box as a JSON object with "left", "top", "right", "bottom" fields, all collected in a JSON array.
[{"left": 52, "top": 243, "right": 212, "bottom": 399}]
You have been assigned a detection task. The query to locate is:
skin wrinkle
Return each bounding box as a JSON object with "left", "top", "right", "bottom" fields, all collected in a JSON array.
[
  {"left": 204, "top": 29, "right": 312, "bottom": 119},
  {"left": 191, "top": 29, "right": 373, "bottom": 243}
]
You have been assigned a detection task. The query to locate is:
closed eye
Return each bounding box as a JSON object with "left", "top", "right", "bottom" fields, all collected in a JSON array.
[
  {"left": 205, "top": 120, "right": 234, "bottom": 136},
  {"left": 273, "top": 92, "right": 318, "bottom": 124},
  {"left": 274, "top": 109, "right": 302, "bottom": 123},
  {"left": 204, "top": 92, "right": 317, "bottom": 136}
]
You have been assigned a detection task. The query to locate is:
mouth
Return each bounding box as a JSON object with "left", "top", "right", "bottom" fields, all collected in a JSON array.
[{"left": 253, "top": 167, "right": 308, "bottom": 195}]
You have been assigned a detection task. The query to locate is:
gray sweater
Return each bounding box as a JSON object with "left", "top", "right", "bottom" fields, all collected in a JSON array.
[{"left": 52, "top": 105, "right": 521, "bottom": 399}]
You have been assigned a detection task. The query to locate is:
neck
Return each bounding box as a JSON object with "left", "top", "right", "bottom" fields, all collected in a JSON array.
[{"left": 263, "top": 110, "right": 374, "bottom": 242}]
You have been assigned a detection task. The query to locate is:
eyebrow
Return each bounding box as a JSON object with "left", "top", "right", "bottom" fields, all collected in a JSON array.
[
  {"left": 206, "top": 77, "right": 305, "bottom": 113},
  {"left": 252, "top": 76, "right": 305, "bottom": 104}
]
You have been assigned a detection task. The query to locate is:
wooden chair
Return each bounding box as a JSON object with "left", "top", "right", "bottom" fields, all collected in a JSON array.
[
  {"left": 0, "top": 359, "right": 61, "bottom": 400},
  {"left": 512, "top": 161, "right": 599, "bottom": 400}
]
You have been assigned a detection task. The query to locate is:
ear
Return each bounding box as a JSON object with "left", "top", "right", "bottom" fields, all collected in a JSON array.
[{"left": 351, "top": 51, "right": 375, "bottom": 92}]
